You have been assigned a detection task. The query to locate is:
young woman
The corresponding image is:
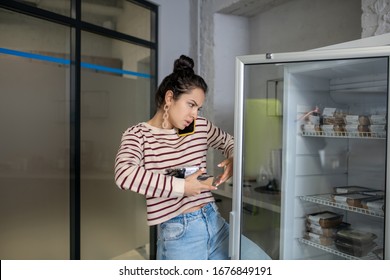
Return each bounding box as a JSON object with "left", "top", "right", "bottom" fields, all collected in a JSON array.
[
  {"left": 114, "top": 55, "right": 233, "bottom": 260},
  {"left": 115, "top": 55, "right": 270, "bottom": 260}
]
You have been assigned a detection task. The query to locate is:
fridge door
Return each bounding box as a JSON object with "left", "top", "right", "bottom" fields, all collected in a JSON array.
[{"left": 232, "top": 46, "right": 390, "bottom": 260}]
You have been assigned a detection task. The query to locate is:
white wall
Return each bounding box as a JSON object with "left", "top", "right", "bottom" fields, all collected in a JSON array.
[
  {"left": 249, "top": 0, "right": 362, "bottom": 53},
  {"left": 150, "top": 0, "right": 191, "bottom": 83},
  {"left": 214, "top": 13, "right": 249, "bottom": 135},
  {"left": 210, "top": 13, "right": 250, "bottom": 170}
]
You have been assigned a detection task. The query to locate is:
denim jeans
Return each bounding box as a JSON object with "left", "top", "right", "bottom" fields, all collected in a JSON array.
[{"left": 156, "top": 202, "right": 271, "bottom": 260}]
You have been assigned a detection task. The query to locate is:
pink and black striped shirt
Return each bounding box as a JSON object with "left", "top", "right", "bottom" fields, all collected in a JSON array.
[{"left": 114, "top": 117, "right": 234, "bottom": 225}]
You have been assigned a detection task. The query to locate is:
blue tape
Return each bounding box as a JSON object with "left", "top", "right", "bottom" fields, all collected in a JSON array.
[
  {"left": 0, "top": 47, "right": 151, "bottom": 79},
  {"left": 80, "top": 62, "right": 152, "bottom": 78},
  {"left": 0, "top": 47, "right": 70, "bottom": 65}
]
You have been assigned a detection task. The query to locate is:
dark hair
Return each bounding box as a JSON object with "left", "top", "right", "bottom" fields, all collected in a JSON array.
[{"left": 155, "top": 55, "right": 208, "bottom": 109}]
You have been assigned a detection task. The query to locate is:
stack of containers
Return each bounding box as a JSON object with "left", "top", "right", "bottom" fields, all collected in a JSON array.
[
  {"left": 305, "top": 211, "right": 349, "bottom": 246},
  {"left": 331, "top": 186, "right": 384, "bottom": 213},
  {"left": 300, "top": 107, "right": 387, "bottom": 137}
]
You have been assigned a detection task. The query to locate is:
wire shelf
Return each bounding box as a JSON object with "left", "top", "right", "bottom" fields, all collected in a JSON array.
[
  {"left": 300, "top": 131, "right": 386, "bottom": 139},
  {"left": 298, "top": 238, "right": 379, "bottom": 260},
  {"left": 299, "top": 194, "right": 384, "bottom": 218}
]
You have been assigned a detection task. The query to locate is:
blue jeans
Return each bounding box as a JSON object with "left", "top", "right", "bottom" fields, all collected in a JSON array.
[{"left": 156, "top": 202, "right": 271, "bottom": 260}]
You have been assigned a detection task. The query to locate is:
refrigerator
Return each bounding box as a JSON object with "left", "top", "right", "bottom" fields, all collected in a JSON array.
[{"left": 231, "top": 41, "right": 390, "bottom": 260}]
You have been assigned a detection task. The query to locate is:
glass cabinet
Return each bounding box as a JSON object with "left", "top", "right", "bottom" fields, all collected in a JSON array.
[{"left": 232, "top": 46, "right": 390, "bottom": 260}]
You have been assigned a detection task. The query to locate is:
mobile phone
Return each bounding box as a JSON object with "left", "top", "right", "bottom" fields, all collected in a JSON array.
[
  {"left": 197, "top": 174, "right": 216, "bottom": 187},
  {"left": 177, "top": 120, "right": 195, "bottom": 137},
  {"left": 197, "top": 174, "right": 213, "bottom": 181},
  {"left": 165, "top": 166, "right": 199, "bottom": 178}
]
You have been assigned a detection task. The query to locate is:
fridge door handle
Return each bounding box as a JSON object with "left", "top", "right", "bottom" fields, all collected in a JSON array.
[
  {"left": 229, "top": 211, "right": 234, "bottom": 258},
  {"left": 229, "top": 211, "right": 241, "bottom": 259}
]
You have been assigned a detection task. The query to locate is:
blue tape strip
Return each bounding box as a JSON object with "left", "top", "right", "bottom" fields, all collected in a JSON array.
[
  {"left": 0, "top": 47, "right": 151, "bottom": 79},
  {"left": 0, "top": 47, "right": 70, "bottom": 65},
  {"left": 81, "top": 62, "right": 152, "bottom": 78}
]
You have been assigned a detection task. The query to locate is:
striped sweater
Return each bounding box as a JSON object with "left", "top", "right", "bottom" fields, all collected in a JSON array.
[{"left": 114, "top": 117, "right": 234, "bottom": 225}]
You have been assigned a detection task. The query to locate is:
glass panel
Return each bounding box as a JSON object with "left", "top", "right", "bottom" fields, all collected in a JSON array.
[
  {"left": 82, "top": 0, "right": 154, "bottom": 42},
  {"left": 240, "top": 64, "right": 283, "bottom": 260},
  {"left": 16, "top": 0, "right": 71, "bottom": 17},
  {"left": 80, "top": 31, "right": 152, "bottom": 260},
  {"left": 241, "top": 57, "right": 387, "bottom": 260},
  {"left": 0, "top": 9, "right": 70, "bottom": 259},
  {"left": 282, "top": 57, "right": 387, "bottom": 260}
]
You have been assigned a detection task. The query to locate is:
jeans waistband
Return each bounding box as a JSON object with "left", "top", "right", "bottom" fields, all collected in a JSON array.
[{"left": 167, "top": 202, "right": 217, "bottom": 223}]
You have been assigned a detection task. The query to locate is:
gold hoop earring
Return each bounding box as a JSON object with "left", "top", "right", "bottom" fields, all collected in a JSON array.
[{"left": 162, "top": 104, "right": 169, "bottom": 129}]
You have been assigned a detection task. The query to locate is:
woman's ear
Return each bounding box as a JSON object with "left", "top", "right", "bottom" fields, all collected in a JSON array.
[{"left": 164, "top": 90, "right": 174, "bottom": 105}]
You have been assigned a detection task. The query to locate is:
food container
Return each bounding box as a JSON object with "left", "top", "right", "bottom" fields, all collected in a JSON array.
[
  {"left": 322, "top": 108, "right": 336, "bottom": 125},
  {"left": 336, "top": 229, "right": 377, "bottom": 245},
  {"left": 369, "top": 124, "right": 386, "bottom": 137},
  {"left": 302, "top": 124, "right": 321, "bottom": 133},
  {"left": 306, "top": 221, "right": 350, "bottom": 237},
  {"left": 344, "top": 124, "right": 359, "bottom": 135},
  {"left": 335, "top": 229, "right": 377, "bottom": 257},
  {"left": 321, "top": 124, "right": 335, "bottom": 133},
  {"left": 344, "top": 115, "right": 370, "bottom": 125},
  {"left": 331, "top": 193, "right": 373, "bottom": 208},
  {"left": 360, "top": 189, "right": 385, "bottom": 197},
  {"left": 333, "top": 124, "right": 346, "bottom": 133},
  {"left": 361, "top": 197, "right": 384, "bottom": 212},
  {"left": 335, "top": 239, "right": 376, "bottom": 257},
  {"left": 344, "top": 124, "right": 370, "bottom": 136},
  {"left": 333, "top": 186, "right": 371, "bottom": 194},
  {"left": 305, "top": 231, "right": 334, "bottom": 246},
  {"left": 320, "top": 124, "right": 346, "bottom": 136},
  {"left": 369, "top": 114, "right": 386, "bottom": 125},
  {"left": 308, "top": 114, "right": 320, "bottom": 125},
  {"left": 323, "top": 117, "right": 336, "bottom": 125},
  {"left": 323, "top": 117, "right": 346, "bottom": 125},
  {"left": 358, "top": 115, "right": 370, "bottom": 125},
  {"left": 334, "top": 111, "right": 346, "bottom": 124},
  {"left": 358, "top": 125, "right": 370, "bottom": 133},
  {"left": 345, "top": 115, "right": 359, "bottom": 125},
  {"left": 306, "top": 211, "right": 343, "bottom": 228}
]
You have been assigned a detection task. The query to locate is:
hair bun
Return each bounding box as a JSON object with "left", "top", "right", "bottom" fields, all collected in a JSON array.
[{"left": 173, "top": 55, "right": 195, "bottom": 74}]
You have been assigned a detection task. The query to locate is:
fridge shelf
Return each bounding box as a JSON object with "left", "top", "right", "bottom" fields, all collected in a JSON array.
[
  {"left": 299, "top": 194, "right": 384, "bottom": 218},
  {"left": 300, "top": 131, "right": 386, "bottom": 139},
  {"left": 298, "top": 238, "right": 379, "bottom": 260}
]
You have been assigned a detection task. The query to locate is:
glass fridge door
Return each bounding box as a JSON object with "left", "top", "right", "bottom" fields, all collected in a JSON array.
[{"left": 232, "top": 47, "right": 390, "bottom": 260}]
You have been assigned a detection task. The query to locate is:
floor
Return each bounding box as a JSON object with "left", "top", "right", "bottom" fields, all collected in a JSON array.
[{"left": 112, "top": 244, "right": 149, "bottom": 260}]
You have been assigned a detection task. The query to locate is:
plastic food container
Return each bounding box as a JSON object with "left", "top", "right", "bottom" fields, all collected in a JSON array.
[
  {"left": 306, "top": 222, "right": 350, "bottom": 237},
  {"left": 336, "top": 229, "right": 377, "bottom": 245},
  {"left": 305, "top": 231, "right": 334, "bottom": 246},
  {"left": 331, "top": 193, "right": 373, "bottom": 207},
  {"left": 369, "top": 115, "right": 386, "bottom": 125},
  {"left": 360, "top": 190, "right": 385, "bottom": 197},
  {"left": 306, "top": 211, "right": 343, "bottom": 228},
  {"left": 335, "top": 239, "right": 376, "bottom": 257},
  {"left": 333, "top": 186, "right": 371, "bottom": 194},
  {"left": 361, "top": 197, "right": 384, "bottom": 212}
]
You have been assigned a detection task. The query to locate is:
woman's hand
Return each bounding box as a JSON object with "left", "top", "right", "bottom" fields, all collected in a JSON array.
[
  {"left": 214, "top": 157, "right": 233, "bottom": 186},
  {"left": 184, "top": 168, "right": 217, "bottom": 196}
]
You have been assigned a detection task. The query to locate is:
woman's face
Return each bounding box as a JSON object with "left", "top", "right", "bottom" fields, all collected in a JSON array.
[{"left": 167, "top": 87, "right": 205, "bottom": 130}]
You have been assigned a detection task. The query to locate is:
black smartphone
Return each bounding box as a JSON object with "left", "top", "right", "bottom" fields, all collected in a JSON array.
[
  {"left": 177, "top": 120, "right": 195, "bottom": 136},
  {"left": 197, "top": 174, "right": 218, "bottom": 187},
  {"left": 197, "top": 174, "right": 213, "bottom": 181}
]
